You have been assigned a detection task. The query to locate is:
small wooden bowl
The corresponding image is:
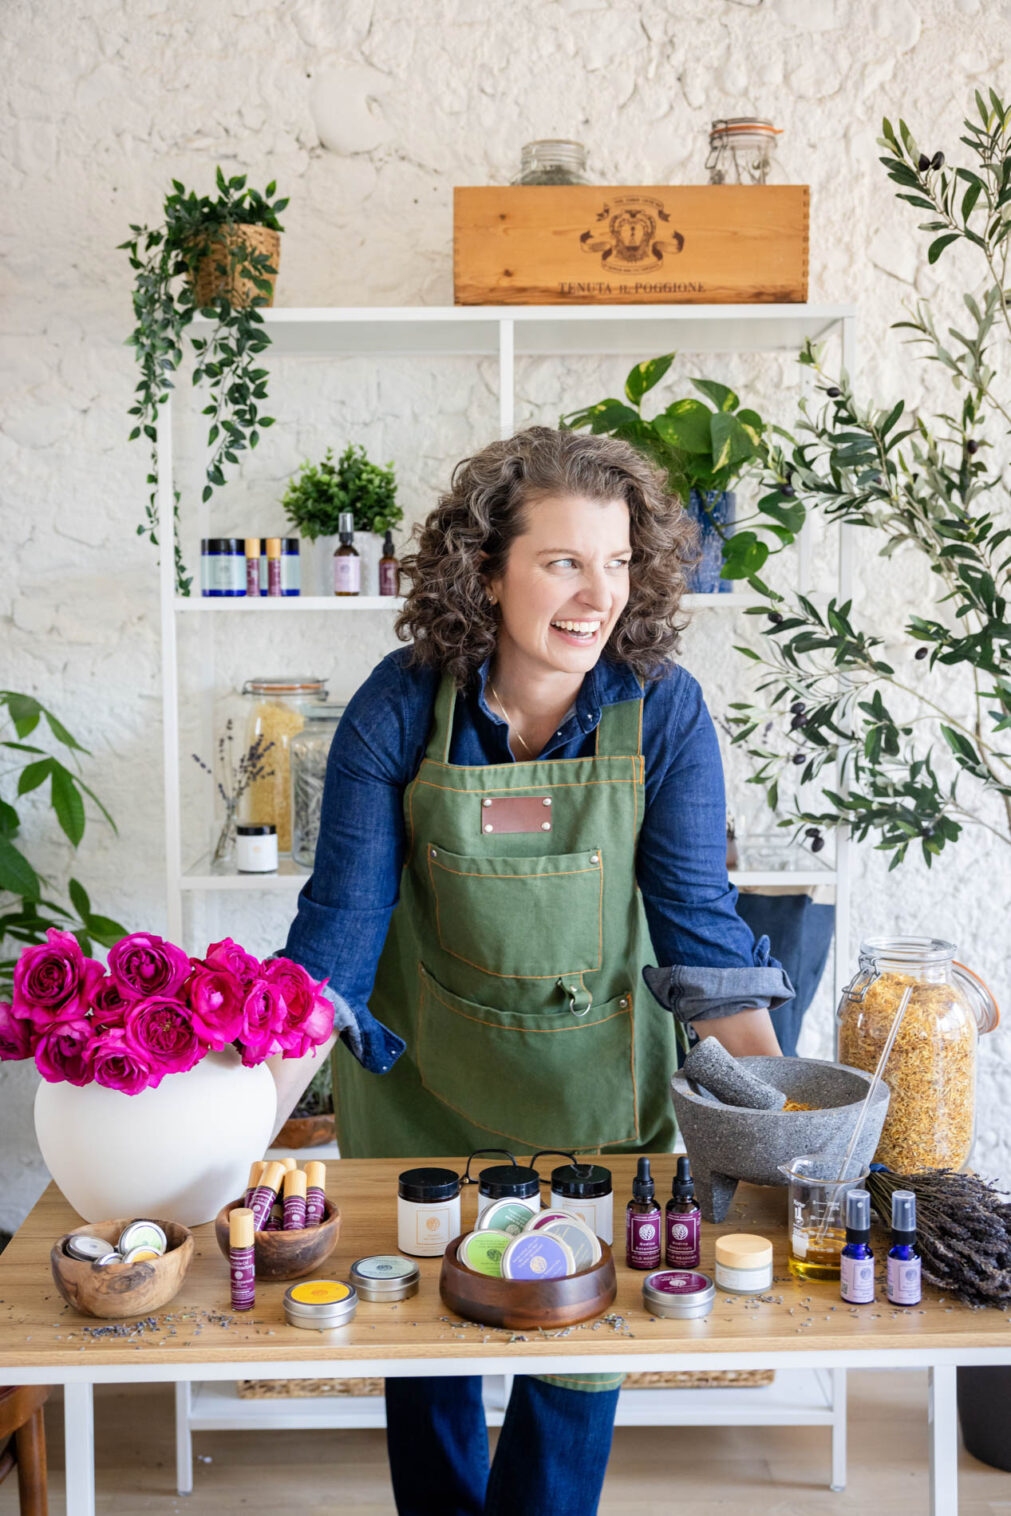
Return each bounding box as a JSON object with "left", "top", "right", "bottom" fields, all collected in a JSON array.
[
  {"left": 213, "top": 1196, "right": 341, "bottom": 1281},
  {"left": 440, "top": 1234, "right": 617, "bottom": 1330},
  {"left": 51, "top": 1218, "right": 193, "bottom": 1319}
]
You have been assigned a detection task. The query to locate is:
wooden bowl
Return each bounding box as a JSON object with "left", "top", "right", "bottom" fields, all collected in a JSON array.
[
  {"left": 213, "top": 1196, "right": 341, "bottom": 1281},
  {"left": 274, "top": 1114, "right": 336, "bottom": 1149},
  {"left": 50, "top": 1218, "right": 193, "bottom": 1319},
  {"left": 440, "top": 1234, "right": 617, "bottom": 1330}
]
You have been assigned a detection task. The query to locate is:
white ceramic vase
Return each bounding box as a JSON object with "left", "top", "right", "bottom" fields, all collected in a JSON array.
[{"left": 33, "top": 1048, "right": 277, "bottom": 1225}]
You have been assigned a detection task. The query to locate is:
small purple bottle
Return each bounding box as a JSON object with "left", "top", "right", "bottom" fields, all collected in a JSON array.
[
  {"left": 626, "top": 1157, "right": 662, "bottom": 1270},
  {"left": 840, "top": 1189, "right": 875, "bottom": 1304},
  {"left": 666, "top": 1156, "right": 701, "bottom": 1269},
  {"left": 229, "top": 1207, "right": 255, "bottom": 1312},
  {"left": 887, "top": 1190, "right": 922, "bottom": 1306},
  {"left": 283, "top": 1168, "right": 308, "bottom": 1230}
]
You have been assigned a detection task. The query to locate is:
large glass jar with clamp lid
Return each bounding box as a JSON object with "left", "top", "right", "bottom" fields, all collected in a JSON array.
[
  {"left": 240, "top": 676, "right": 328, "bottom": 854},
  {"left": 836, "top": 936, "right": 998, "bottom": 1172}
]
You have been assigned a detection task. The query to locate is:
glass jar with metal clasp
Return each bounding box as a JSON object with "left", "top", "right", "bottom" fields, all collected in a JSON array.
[
  {"left": 706, "top": 118, "right": 782, "bottom": 184},
  {"left": 290, "top": 704, "right": 346, "bottom": 869}
]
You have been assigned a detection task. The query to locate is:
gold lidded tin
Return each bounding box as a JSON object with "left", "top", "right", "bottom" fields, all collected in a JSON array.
[
  {"left": 283, "top": 1279, "right": 358, "bottom": 1330},
  {"left": 349, "top": 1255, "right": 421, "bottom": 1302}
]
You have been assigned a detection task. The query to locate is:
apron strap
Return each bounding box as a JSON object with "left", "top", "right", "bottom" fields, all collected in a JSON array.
[
  {"left": 425, "top": 672, "right": 458, "bottom": 764},
  {"left": 595, "top": 694, "right": 644, "bottom": 758}
]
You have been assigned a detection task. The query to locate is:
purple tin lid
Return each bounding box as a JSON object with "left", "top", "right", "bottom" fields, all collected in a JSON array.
[
  {"left": 642, "top": 1268, "right": 715, "bottom": 1318},
  {"left": 501, "top": 1232, "right": 574, "bottom": 1281}
]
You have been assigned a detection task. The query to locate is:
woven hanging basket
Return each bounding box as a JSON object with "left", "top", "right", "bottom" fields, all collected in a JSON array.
[{"left": 188, "top": 224, "right": 280, "bottom": 310}]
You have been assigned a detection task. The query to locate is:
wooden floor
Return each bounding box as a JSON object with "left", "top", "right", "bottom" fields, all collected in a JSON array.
[{"left": 3, "top": 1372, "right": 1011, "bottom": 1513}]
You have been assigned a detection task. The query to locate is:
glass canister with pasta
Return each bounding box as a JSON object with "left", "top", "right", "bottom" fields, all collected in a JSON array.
[
  {"left": 836, "top": 937, "right": 999, "bottom": 1173},
  {"left": 240, "top": 676, "right": 328, "bottom": 853}
]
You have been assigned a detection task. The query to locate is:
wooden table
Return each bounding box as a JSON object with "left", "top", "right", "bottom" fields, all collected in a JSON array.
[{"left": 2, "top": 1156, "right": 1010, "bottom": 1514}]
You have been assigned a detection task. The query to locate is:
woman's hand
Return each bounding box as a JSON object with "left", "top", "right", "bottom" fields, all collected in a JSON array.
[
  {"left": 691, "top": 1006, "right": 782, "bottom": 1057},
  {"left": 265, "top": 1033, "right": 338, "bottom": 1140}
]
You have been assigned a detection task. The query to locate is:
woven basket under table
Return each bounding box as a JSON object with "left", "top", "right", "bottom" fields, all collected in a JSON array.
[{"left": 237, "top": 1368, "right": 774, "bottom": 1398}]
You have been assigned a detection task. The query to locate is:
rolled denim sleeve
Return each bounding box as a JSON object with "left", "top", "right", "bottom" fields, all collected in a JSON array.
[
  {"left": 281, "top": 653, "right": 432, "bottom": 1073},
  {"left": 637, "top": 670, "right": 795, "bottom": 1024}
]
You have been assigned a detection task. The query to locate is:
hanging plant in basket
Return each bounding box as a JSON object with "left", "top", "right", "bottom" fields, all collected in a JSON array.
[{"left": 118, "top": 167, "right": 288, "bottom": 595}]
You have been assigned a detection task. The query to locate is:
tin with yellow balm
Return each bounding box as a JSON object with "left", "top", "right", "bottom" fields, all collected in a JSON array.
[{"left": 283, "top": 1278, "right": 358, "bottom": 1330}]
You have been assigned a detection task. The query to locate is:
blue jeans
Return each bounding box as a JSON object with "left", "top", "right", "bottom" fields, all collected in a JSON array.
[{"left": 384, "top": 1374, "right": 620, "bottom": 1515}]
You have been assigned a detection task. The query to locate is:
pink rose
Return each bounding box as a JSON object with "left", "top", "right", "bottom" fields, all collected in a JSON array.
[
  {"left": 87, "top": 1027, "right": 155, "bottom": 1096},
  {"left": 108, "top": 932, "right": 190, "bottom": 1001},
  {"left": 237, "top": 979, "right": 286, "bottom": 1065},
  {"left": 264, "top": 959, "right": 333, "bottom": 1057},
  {"left": 12, "top": 929, "right": 103, "bottom": 1027},
  {"left": 185, "top": 961, "right": 244, "bottom": 1050},
  {"left": 122, "top": 996, "right": 203, "bottom": 1075},
  {"left": 204, "top": 937, "right": 261, "bottom": 988},
  {"left": 0, "top": 1002, "right": 32, "bottom": 1061},
  {"left": 90, "top": 975, "right": 131, "bottom": 1031},
  {"left": 34, "top": 1019, "right": 94, "bottom": 1086}
]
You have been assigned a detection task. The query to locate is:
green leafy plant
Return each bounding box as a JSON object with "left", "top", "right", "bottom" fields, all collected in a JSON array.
[
  {"left": 560, "top": 355, "right": 803, "bottom": 580},
  {"left": 1, "top": 693, "right": 128, "bottom": 997},
  {"left": 281, "top": 444, "right": 402, "bottom": 539},
  {"left": 729, "top": 88, "right": 1011, "bottom": 868},
  {"left": 118, "top": 167, "right": 288, "bottom": 595}
]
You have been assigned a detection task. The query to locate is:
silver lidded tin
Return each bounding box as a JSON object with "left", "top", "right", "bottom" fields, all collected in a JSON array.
[
  {"left": 117, "top": 1220, "right": 167, "bottom": 1256},
  {"left": 349, "top": 1255, "right": 421, "bottom": 1302},
  {"left": 283, "top": 1280, "right": 358, "bottom": 1331},
  {"left": 642, "top": 1268, "right": 715, "bottom": 1319},
  {"left": 65, "top": 1234, "right": 113, "bottom": 1262}
]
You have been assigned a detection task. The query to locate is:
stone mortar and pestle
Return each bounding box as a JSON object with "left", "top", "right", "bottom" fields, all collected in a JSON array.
[{"left": 670, "top": 1040, "right": 891, "bottom": 1223}]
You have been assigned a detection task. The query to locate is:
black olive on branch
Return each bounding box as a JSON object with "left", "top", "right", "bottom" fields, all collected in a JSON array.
[
  {"left": 781, "top": 484, "right": 796, "bottom": 497},
  {"left": 811, "top": 834, "right": 826, "bottom": 853},
  {"left": 790, "top": 713, "right": 808, "bottom": 730},
  {"left": 917, "top": 153, "right": 931, "bottom": 171},
  {"left": 826, "top": 386, "right": 841, "bottom": 398},
  {"left": 967, "top": 439, "right": 979, "bottom": 454},
  {"left": 768, "top": 610, "right": 784, "bottom": 625},
  {"left": 915, "top": 646, "right": 929, "bottom": 660},
  {"left": 792, "top": 752, "right": 806, "bottom": 766},
  {"left": 790, "top": 700, "right": 806, "bottom": 715},
  {"left": 931, "top": 150, "right": 945, "bottom": 170}
]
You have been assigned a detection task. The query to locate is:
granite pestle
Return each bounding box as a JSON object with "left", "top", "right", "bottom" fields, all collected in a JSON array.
[{"left": 681, "top": 1038, "right": 788, "bottom": 1111}]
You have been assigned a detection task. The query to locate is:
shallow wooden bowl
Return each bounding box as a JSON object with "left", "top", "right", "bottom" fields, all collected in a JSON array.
[
  {"left": 440, "top": 1234, "right": 617, "bottom": 1329},
  {"left": 213, "top": 1196, "right": 341, "bottom": 1281},
  {"left": 51, "top": 1218, "right": 193, "bottom": 1319}
]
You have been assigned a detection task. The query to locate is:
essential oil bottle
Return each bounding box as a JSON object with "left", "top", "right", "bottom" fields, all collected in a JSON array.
[
  {"left": 378, "top": 530, "right": 400, "bottom": 596},
  {"left": 665, "top": 1155, "right": 701, "bottom": 1269},
  {"left": 333, "top": 511, "right": 361, "bottom": 596},
  {"left": 626, "top": 1157, "right": 661, "bottom": 1270},
  {"left": 886, "top": 1190, "right": 922, "bottom": 1306},
  {"left": 840, "top": 1189, "right": 875, "bottom": 1304}
]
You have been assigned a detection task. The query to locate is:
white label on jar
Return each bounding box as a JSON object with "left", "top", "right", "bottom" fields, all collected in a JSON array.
[
  {"left": 552, "top": 1192, "right": 613, "bottom": 1245},
  {"left": 841, "top": 1254, "right": 875, "bottom": 1304},
  {"left": 716, "top": 1262, "right": 772, "bottom": 1293},
  {"left": 281, "top": 553, "right": 300, "bottom": 594},
  {"left": 334, "top": 555, "right": 361, "bottom": 593},
  {"left": 237, "top": 833, "right": 278, "bottom": 872},
  {"left": 887, "top": 1255, "right": 922, "bottom": 1305},
  {"left": 203, "top": 554, "right": 236, "bottom": 594}
]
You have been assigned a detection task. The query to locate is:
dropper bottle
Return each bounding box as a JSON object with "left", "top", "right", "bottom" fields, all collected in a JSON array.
[
  {"left": 626, "top": 1157, "right": 661, "bottom": 1270},
  {"left": 665, "top": 1156, "right": 701, "bottom": 1268},
  {"left": 887, "top": 1190, "right": 921, "bottom": 1306}
]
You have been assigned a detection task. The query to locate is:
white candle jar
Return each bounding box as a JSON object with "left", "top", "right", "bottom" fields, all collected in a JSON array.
[
  {"left": 548, "top": 1159, "right": 613, "bottom": 1245},
  {"left": 397, "top": 1167, "right": 461, "bottom": 1257}
]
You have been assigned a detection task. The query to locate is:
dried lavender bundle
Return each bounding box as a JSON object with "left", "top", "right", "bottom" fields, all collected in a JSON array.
[{"left": 866, "top": 1168, "right": 1011, "bottom": 1308}]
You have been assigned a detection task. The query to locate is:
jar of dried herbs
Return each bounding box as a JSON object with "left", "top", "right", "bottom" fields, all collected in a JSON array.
[
  {"left": 240, "top": 677, "right": 328, "bottom": 853},
  {"left": 513, "top": 140, "right": 590, "bottom": 185},
  {"left": 836, "top": 937, "right": 999, "bottom": 1173},
  {"left": 706, "top": 118, "right": 782, "bottom": 185},
  {"left": 290, "top": 705, "right": 345, "bottom": 868}
]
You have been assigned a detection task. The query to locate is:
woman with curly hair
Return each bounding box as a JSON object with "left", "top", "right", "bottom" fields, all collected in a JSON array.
[{"left": 278, "top": 425, "right": 793, "bottom": 1516}]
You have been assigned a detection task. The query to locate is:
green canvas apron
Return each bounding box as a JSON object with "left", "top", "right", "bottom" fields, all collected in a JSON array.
[{"left": 333, "top": 672, "right": 680, "bottom": 1393}]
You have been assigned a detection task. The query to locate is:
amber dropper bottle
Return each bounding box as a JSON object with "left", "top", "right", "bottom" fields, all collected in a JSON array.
[{"left": 626, "top": 1157, "right": 662, "bottom": 1270}]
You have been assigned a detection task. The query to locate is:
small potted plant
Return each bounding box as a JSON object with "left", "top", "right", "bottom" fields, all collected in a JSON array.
[
  {"left": 561, "top": 355, "right": 801, "bottom": 590},
  {"left": 281, "top": 443, "right": 402, "bottom": 594},
  {"left": 119, "top": 167, "right": 289, "bottom": 595},
  {"left": 274, "top": 1060, "right": 336, "bottom": 1149}
]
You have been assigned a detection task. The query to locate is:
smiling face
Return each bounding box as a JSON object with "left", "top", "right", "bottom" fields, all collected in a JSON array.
[{"left": 487, "top": 493, "right": 632, "bottom": 686}]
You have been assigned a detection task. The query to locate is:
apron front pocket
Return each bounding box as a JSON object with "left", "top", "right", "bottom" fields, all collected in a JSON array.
[
  {"left": 416, "top": 965, "right": 639, "bottom": 1151},
  {"left": 426, "top": 842, "right": 603, "bottom": 981}
]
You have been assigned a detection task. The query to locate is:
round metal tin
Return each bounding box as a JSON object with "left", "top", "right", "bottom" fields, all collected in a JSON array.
[
  {"left": 538, "top": 1216, "right": 601, "bottom": 1271},
  {"left": 94, "top": 1252, "right": 122, "bottom": 1267},
  {"left": 524, "top": 1210, "right": 572, "bottom": 1232},
  {"left": 65, "top": 1234, "right": 113, "bottom": 1262},
  {"left": 349, "top": 1255, "right": 421, "bottom": 1302},
  {"left": 121, "top": 1246, "right": 162, "bottom": 1264},
  {"left": 501, "top": 1232, "right": 575, "bottom": 1281},
  {"left": 283, "top": 1279, "right": 358, "bottom": 1330},
  {"left": 458, "top": 1230, "right": 512, "bottom": 1277},
  {"left": 117, "top": 1220, "right": 167, "bottom": 1256},
  {"left": 642, "top": 1268, "right": 715, "bottom": 1319},
  {"left": 476, "top": 1198, "right": 535, "bottom": 1237}
]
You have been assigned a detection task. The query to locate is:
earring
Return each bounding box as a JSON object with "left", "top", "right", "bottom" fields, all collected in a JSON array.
[{"left": 487, "top": 592, "right": 497, "bottom": 606}]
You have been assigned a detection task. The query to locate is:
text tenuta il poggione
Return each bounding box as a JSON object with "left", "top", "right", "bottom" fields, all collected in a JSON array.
[{"left": 558, "top": 281, "right": 705, "bottom": 295}]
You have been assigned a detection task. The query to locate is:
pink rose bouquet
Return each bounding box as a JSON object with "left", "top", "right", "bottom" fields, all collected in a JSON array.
[{"left": 0, "top": 928, "right": 334, "bottom": 1094}]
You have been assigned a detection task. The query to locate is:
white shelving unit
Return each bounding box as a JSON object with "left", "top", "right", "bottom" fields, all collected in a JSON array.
[{"left": 158, "top": 305, "right": 856, "bottom": 1486}]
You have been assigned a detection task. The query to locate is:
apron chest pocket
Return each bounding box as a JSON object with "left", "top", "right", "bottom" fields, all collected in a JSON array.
[
  {"left": 426, "top": 842, "right": 603, "bottom": 981},
  {"left": 416, "top": 965, "right": 639, "bottom": 1151}
]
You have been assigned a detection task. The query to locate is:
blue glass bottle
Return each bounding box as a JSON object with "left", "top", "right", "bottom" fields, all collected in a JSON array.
[
  {"left": 887, "top": 1190, "right": 922, "bottom": 1306},
  {"left": 840, "top": 1189, "right": 874, "bottom": 1303}
]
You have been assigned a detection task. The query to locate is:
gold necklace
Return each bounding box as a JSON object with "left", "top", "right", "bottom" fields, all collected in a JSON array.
[{"left": 487, "top": 679, "right": 533, "bottom": 756}]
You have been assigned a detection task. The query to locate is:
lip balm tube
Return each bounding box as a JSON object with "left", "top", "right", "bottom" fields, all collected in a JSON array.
[
  {"left": 249, "top": 1160, "right": 285, "bottom": 1232},
  {"left": 280, "top": 1156, "right": 298, "bottom": 1173},
  {"left": 243, "top": 1161, "right": 265, "bottom": 1209},
  {"left": 284, "top": 1169, "right": 308, "bottom": 1230},
  {"left": 305, "top": 1160, "right": 327, "bottom": 1227},
  {"left": 230, "top": 1207, "right": 256, "bottom": 1311}
]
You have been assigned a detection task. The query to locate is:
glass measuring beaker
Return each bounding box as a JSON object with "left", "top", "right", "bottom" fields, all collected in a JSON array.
[{"left": 780, "top": 1155, "right": 870, "bottom": 1282}]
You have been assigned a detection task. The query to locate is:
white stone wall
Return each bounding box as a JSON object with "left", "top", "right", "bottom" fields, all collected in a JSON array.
[{"left": 1, "top": 0, "right": 1008, "bottom": 1228}]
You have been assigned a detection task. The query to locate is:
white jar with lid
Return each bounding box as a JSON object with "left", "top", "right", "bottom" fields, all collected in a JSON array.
[
  {"left": 548, "top": 1159, "right": 613, "bottom": 1244},
  {"left": 397, "top": 1167, "right": 461, "bottom": 1257},
  {"left": 236, "top": 823, "right": 278, "bottom": 873},
  {"left": 715, "top": 1233, "right": 774, "bottom": 1293}
]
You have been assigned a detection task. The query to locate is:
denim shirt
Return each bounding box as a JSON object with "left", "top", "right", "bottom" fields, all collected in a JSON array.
[{"left": 282, "top": 648, "right": 794, "bottom": 1074}]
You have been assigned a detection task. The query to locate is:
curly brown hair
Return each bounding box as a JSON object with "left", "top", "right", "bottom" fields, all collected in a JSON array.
[{"left": 395, "top": 426, "right": 698, "bottom": 686}]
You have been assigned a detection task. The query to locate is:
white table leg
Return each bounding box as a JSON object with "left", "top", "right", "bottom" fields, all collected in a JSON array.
[
  {"left": 64, "top": 1381, "right": 95, "bottom": 1516},
  {"left": 928, "top": 1365, "right": 959, "bottom": 1516},
  {"left": 175, "top": 1380, "right": 194, "bottom": 1495},
  {"left": 830, "top": 1367, "right": 847, "bottom": 1492}
]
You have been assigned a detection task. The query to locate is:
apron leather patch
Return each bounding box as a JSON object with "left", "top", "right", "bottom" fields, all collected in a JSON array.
[{"left": 479, "top": 795, "right": 554, "bottom": 834}]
